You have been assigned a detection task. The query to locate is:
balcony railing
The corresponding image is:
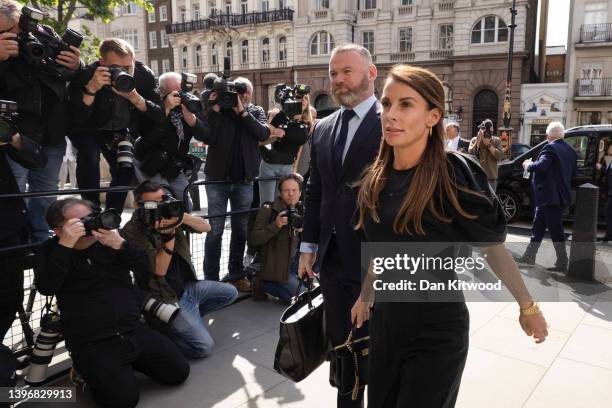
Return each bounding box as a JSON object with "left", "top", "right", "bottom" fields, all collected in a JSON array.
[
  {"left": 397, "top": 5, "right": 414, "bottom": 15},
  {"left": 358, "top": 9, "right": 377, "bottom": 19},
  {"left": 166, "top": 8, "right": 294, "bottom": 34},
  {"left": 579, "top": 23, "right": 612, "bottom": 43},
  {"left": 278, "top": 60, "right": 287, "bottom": 67},
  {"left": 575, "top": 78, "right": 612, "bottom": 97},
  {"left": 314, "top": 9, "right": 328, "bottom": 19},
  {"left": 391, "top": 52, "right": 415, "bottom": 62},
  {"left": 437, "top": 1, "right": 455, "bottom": 11},
  {"left": 430, "top": 49, "right": 454, "bottom": 59}
]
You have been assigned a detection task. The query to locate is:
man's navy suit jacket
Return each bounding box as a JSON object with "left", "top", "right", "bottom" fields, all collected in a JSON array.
[{"left": 528, "top": 139, "right": 577, "bottom": 208}]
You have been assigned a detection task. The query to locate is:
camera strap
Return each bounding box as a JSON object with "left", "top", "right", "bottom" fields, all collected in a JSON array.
[{"left": 169, "top": 109, "right": 185, "bottom": 148}]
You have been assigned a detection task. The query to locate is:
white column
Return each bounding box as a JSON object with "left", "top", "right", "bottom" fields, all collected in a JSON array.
[
  {"left": 185, "top": 0, "right": 192, "bottom": 19},
  {"left": 172, "top": 0, "right": 178, "bottom": 23}
]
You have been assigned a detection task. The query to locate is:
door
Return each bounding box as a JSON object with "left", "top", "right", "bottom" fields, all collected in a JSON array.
[{"left": 472, "top": 89, "right": 499, "bottom": 138}]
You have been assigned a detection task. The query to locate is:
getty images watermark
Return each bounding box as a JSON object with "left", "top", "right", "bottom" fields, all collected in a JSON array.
[{"left": 359, "top": 242, "right": 612, "bottom": 303}]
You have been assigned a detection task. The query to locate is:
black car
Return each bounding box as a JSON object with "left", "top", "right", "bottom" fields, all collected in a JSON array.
[
  {"left": 496, "top": 125, "right": 612, "bottom": 222},
  {"left": 511, "top": 143, "right": 531, "bottom": 158}
]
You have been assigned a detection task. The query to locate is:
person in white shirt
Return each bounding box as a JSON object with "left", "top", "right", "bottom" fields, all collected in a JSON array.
[
  {"left": 445, "top": 121, "right": 469, "bottom": 152},
  {"left": 59, "top": 136, "right": 77, "bottom": 189}
]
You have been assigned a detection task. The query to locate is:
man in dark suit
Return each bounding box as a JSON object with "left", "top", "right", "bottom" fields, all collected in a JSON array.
[
  {"left": 298, "top": 44, "right": 381, "bottom": 408},
  {"left": 445, "top": 121, "right": 470, "bottom": 152},
  {"left": 515, "top": 122, "right": 577, "bottom": 272}
]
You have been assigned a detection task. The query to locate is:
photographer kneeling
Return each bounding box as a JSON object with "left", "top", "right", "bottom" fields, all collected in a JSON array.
[
  {"left": 134, "top": 72, "right": 206, "bottom": 210},
  {"left": 249, "top": 174, "right": 305, "bottom": 303},
  {"left": 121, "top": 181, "right": 238, "bottom": 358},
  {"left": 38, "top": 198, "right": 189, "bottom": 408}
]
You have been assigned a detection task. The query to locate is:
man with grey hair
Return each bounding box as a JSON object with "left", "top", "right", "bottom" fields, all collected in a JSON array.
[
  {"left": 132, "top": 71, "right": 207, "bottom": 209},
  {"left": 445, "top": 121, "right": 469, "bottom": 152},
  {"left": 515, "top": 121, "right": 577, "bottom": 272},
  {"left": 299, "top": 43, "right": 381, "bottom": 408},
  {"left": 196, "top": 72, "right": 269, "bottom": 291}
]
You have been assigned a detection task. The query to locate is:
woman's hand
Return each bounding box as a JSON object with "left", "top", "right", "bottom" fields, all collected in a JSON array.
[
  {"left": 519, "top": 310, "right": 548, "bottom": 344},
  {"left": 351, "top": 296, "right": 372, "bottom": 329}
]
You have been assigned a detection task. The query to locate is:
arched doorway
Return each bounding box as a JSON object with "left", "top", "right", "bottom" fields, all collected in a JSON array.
[{"left": 472, "top": 89, "right": 499, "bottom": 138}]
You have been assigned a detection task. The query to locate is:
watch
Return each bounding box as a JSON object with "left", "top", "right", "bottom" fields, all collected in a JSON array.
[{"left": 520, "top": 300, "right": 540, "bottom": 316}]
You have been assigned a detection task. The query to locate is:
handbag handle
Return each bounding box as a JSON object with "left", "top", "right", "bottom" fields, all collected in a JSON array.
[
  {"left": 333, "top": 327, "right": 370, "bottom": 401},
  {"left": 293, "top": 276, "right": 320, "bottom": 309}
]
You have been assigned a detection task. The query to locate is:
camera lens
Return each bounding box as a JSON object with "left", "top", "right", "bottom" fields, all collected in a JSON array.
[
  {"left": 111, "top": 70, "right": 136, "bottom": 92},
  {"left": 99, "top": 210, "right": 121, "bottom": 230},
  {"left": 116, "top": 139, "right": 135, "bottom": 169}
]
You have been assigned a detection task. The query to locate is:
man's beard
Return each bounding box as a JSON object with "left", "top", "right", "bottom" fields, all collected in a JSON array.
[{"left": 332, "top": 74, "right": 370, "bottom": 107}]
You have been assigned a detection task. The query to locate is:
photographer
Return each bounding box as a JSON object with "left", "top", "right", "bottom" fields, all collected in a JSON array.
[
  {"left": 249, "top": 174, "right": 304, "bottom": 303},
  {"left": 68, "top": 38, "right": 164, "bottom": 214},
  {"left": 258, "top": 90, "right": 314, "bottom": 203},
  {"left": 0, "top": 0, "right": 82, "bottom": 242},
  {"left": 133, "top": 72, "right": 206, "bottom": 210},
  {"left": 197, "top": 76, "right": 269, "bottom": 290},
  {"left": 0, "top": 129, "right": 46, "bottom": 392},
  {"left": 121, "top": 181, "right": 238, "bottom": 358},
  {"left": 468, "top": 119, "right": 503, "bottom": 191},
  {"left": 38, "top": 198, "right": 189, "bottom": 408}
]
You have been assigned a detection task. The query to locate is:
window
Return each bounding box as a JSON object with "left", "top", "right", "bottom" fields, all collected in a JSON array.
[
  {"left": 194, "top": 4, "right": 201, "bottom": 20},
  {"left": 399, "top": 28, "right": 412, "bottom": 52},
  {"left": 261, "top": 37, "right": 270, "bottom": 62},
  {"left": 316, "top": 0, "right": 329, "bottom": 9},
  {"left": 225, "top": 1, "right": 232, "bottom": 14},
  {"left": 226, "top": 41, "right": 233, "bottom": 61},
  {"left": 150, "top": 59, "right": 158, "bottom": 76},
  {"left": 119, "top": 2, "right": 137, "bottom": 15},
  {"left": 113, "top": 29, "right": 139, "bottom": 51},
  {"left": 581, "top": 63, "right": 603, "bottom": 79},
  {"left": 181, "top": 46, "right": 188, "bottom": 69},
  {"left": 438, "top": 24, "right": 453, "bottom": 49},
  {"left": 148, "top": 10, "right": 155, "bottom": 23},
  {"left": 180, "top": 7, "right": 186, "bottom": 22},
  {"left": 363, "top": 0, "right": 376, "bottom": 9},
  {"left": 160, "top": 30, "right": 169, "bottom": 48},
  {"left": 162, "top": 59, "right": 170, "bottom": 73},
  {"left": 584, "top": 2, "right": 608, "bottom": 25},
  {"left": 195, "top": 45, "right": 202, "bottom": 68},
  {"left": 279, "top": 0, "right": 287, "bottom": 8},
  {"left": 278, "top": 36, "right": 287, "bottom": 61},
  {"left": 241, "top": 39, "right": 249, "bottom": 64},
  {"left": 262, "top": 0, "right": 269, "bottom": 11},
  {"left": 401, "top": 0, "right": 412, "bottom": 5},
  {"left": 149, "top": 31, "right": 157, "bottom": 49},
  {"left": 241, "top": 0, "right": 248, "bottom": 14},
  {"left": 309, "top": 31, "right": 334, "bottom": 56},
  {"left": 362, "top": 31, "right": 374, "bottom": 55},
  {"left": 565, "top": 135, "right": 590, "bottom": 168},
  {"left": 211, "top": 43, "right": 218, "bottom": 66},
  {"left": 471, "top": 16, "right": 508, "bottom": 44},
  {"left": 579, "top": 112, "right": 602, "bottom": 126},
  {"left": 159, "top": 5, "right": 168, "bottom": 21}
]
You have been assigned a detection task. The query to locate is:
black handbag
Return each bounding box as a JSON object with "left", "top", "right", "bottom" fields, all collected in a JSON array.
[
  {"left": 273, "top": 277, "right": 329, "bottom": 382},
  {"left": 329, "top": 329, "right": 370, "bottom": 400}
]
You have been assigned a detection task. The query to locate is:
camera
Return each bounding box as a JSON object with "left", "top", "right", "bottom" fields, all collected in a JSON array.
[
  {"left": 24, "top": 312, "right": 62, "bottom": 385},
  {"left": 200, "top": 72, "right": 218, "bottom": 107},
  {"left": 135, "top": 196, "right": 186, "bottom": 227},
  {"left": 113, "top": 130, "right": 135, "bottom": 169},
  {"left": 283, "top": 205, "right": 304, "bottom": 229},
  {"left": 81, "top": 208, "right": 122, "bottom": 236},
  {"left": 211, "top": 57, "right": 247, "bottom": 110},
  {"left": 0, "top": 100, "right": 18, "bottom": 144},
  {"left": 108, "top": 65, "right": 136, "bottom": 92},
  {"left": 274, "top": 83, "right": 311, "bottom": 120},
  {"left": 178, "top": 73, "right": 202, "bottom": 115},
  {"left": 142, "top": 295, "right": 180, "bottom": 324},
  {"left": 16, "top": 6, "right": 83, "bottom": 77},
  {"left": 478, "top": 119, "right": 494, "bottom": 139}
]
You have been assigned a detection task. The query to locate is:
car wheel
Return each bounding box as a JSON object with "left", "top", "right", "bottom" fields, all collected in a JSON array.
[{"left": 497, "top": 190, "right": 521, "bottom": 223}]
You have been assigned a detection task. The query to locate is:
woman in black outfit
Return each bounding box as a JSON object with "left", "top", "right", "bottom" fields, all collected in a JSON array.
[{"left": 351, "top": 65, "right": 549, "bottom": 408}]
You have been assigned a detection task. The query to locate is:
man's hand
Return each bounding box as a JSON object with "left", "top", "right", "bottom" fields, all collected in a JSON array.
[
  {"left": 92, "top": 229, "right": 125, "bottom": 250},
  {"left": 208, "top": 92, "right": 221, "bottom": 113},
  {"left": 86, "top": 66, "right": 111, "bottom": 94},
  {"left": 58, "top": 218, "right": 86, "bottom": 248},
  {"left": 0, "top": 32, "right": 18, "bottom": 61},
  {"left": 181, "top": 105, "right": 197, "bottom": 127},
  {"left": 298, "top": 252, "right": 316, "bottom": 279},
  {"left": 482, "top": 136, "right": 492, "bottom": 147},
  {"left": 155, "top": 217, "right": 182, "bottom": 234},
  {"left": 164, "top": 91, "right": 182, "bottom": 115},
  {"left": 519, "top": 311, "right": 548, "bottom": 344},
  {"left": 275, "top": 211, "right": 288, "bottom": 229},
  {"left": 55, "top": 45, "right": 81, "bottom": 71},
  {"left": 522, "top": 158, "right": 532, "bottom": 170},
  {"left": 351, "top": 296, "right": 372, "bottom": 329},
  {"left": 234, "top": 95, "right": 245, "bottom": 115}
]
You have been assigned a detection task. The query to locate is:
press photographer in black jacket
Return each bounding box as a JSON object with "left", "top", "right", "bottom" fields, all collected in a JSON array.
[
  {"left": 134, "top": 72, "right": 207, "bottom": 210},
  {"left": 68, "top": 38, "right": 164, "bottom": 214},
  {"left": 38, "top": 198, "right": 189, "bottom": 408}
]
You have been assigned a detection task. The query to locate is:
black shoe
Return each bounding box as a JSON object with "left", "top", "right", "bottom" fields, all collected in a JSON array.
[
  {"left": 514, "top": 255, "right": 536, "bottom": 265},
  {"left": 546, "top": 264, "right": 568, "bottom": 273}
]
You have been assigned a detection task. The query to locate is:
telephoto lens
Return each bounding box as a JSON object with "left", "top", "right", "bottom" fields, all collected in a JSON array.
[
  {"left": 143, "top": 295, "right": 180, "bottom": 323},
  {"left": 109, "top": 65, "right": 136, "bottom": 92},
  {"left": 116, "top": 137, "right": 135, "bottom": 169},
  {"left": 25, "top": 312, "right": 62, "bottom": 385}
]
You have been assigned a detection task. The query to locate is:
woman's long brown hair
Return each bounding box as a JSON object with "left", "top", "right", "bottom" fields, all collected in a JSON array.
[{"left": 355, "top": 64, "right": 477, "bottom": 236}]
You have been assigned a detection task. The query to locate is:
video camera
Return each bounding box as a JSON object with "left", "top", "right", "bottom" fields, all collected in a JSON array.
[
  {"left": 0, "top": 100, "right": 18, "bottom": 144},
  {"left": 108, "top": 65, "right": 136, "bottom": 92},
  {"left": 135, "top": 195, "right": 186, "bottom": 227},
  {"left": 81, "top": 208, "right": 122, "bottom": 236},
  {"left": 211, "top": 57, "right": 247, "bottom": 110},
  {"left": 274, "top": 83, "right": 311, "bottom": 119},
  {"left": 16, "top": 6, "right": 83, "bottom": 78},
  {"left": 478, "top": 119, "right": 494, "bottom": 139},
  {"left": 179, "top": 73, "right": 202, "bottom": 114}
]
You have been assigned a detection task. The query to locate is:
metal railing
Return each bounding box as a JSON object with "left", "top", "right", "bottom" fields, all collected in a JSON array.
[
  {"left": 579, "top": 23, "right": 612, "bottom": 43},
  {"left": 429, "top": 49, "right": 454, "bottom": 60},
  {"left": 575, "top": 78, "right": 612, "bottom": 97},
  {"left": 166, "top": 8, "right": 294, "bottom": 34}
]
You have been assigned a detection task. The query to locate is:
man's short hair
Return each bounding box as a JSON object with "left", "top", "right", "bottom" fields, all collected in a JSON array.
[
  {"left": 330, "top": 44, "right": 373, "bottom": 66},
  {"left": 99, "top": 38, "right": 135, "bottom": 59},
  {"left": 546, "top": 121, "right": 565, "bottom": 138},
  {"left": 46, "top": 198, "right": 93, "bottom": 229},
  {"left": 445, "top": 121, "right": 460, "bottom": 131},
  {"left": 0, "top": 0, "right": 20, "bottom": 24},
  {"left": 158, "top": 72, "right": 182, "bottom": 95},
  {"left": 278, "top": 173, "right": 304, "bottom": 192},
  {"left": 134, "top": 180, "right": 166, "bottom": 202},
  {"left": 234, "top": 77, "right": 253, "bottom": 94}
]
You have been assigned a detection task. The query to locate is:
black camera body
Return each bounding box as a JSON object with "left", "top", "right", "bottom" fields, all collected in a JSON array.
[
  {"left": 107, "top": 65, "right": 136, "bottom": 92},
  {"left": 0, "top": 100, "right": 18, "bottom": 144},
  {"left": 283, "top": 205, "right": 304, "bottom": 229},
  {"left": 136, "top": 197, "right": 186, "bottom": 227},
  {"left": 81, "top": 209, "right": 122, "bottom": 236},
  {"left": 17, "top": 6, "right": 83, "bottom": 77},
  {"left": 274, "top": 83, "right": 311, "bottom": 120},
  {"left": 211, "top": 57, "right": 247, "bottom": 110},
  {"left": 479, "top": 119, "right": 494, "bottom": 139},
  {"left": 179, "top": 73, "right": 202, "bottom": 114}
]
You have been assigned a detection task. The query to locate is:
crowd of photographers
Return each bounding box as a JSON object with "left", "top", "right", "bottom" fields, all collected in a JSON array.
[{"left": 0, "top": 1, "right": 313, "bottom": 405}]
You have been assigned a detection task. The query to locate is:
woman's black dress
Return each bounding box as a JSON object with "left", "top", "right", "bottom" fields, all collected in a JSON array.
[{"left": 363, "top": 154, "right": 506, "bottom": 408}]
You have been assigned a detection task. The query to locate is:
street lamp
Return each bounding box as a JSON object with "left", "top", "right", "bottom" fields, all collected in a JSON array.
[{"left": 499, "top": 0, "right": 517, "bottom": 159}]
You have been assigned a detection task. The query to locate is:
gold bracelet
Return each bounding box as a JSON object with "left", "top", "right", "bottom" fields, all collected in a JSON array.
[{"left": 520, "top": 300, "right": 540, "bottom": 316}]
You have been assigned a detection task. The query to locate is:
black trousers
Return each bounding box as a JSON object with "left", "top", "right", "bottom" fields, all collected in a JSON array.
[
  {"left": 531, "top": 205, "right": 565, "bottom": 243},
  {"left": 320, "top": 236, "right": 368, "bottom": 408},
  {"left": 71, "top": 133, "right": 133, "bottom": 213},
  {"left": 69, "top": 325, "right": 190, "bottom": 408},
  {"left": 368, "top": 302, "right": 470, "bottom": 408},
  {"left": 605, "top": 197, "right": 612, "bottom": 239}
]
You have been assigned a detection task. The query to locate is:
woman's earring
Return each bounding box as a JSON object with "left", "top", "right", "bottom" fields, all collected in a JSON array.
[{"left": 429, "top": 127, "right": 433, "bottom": 137}]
